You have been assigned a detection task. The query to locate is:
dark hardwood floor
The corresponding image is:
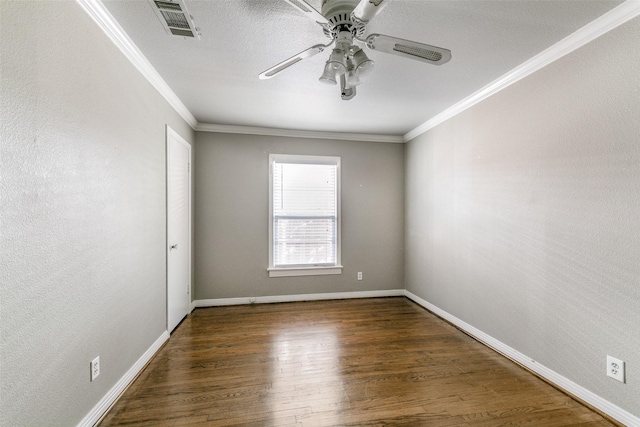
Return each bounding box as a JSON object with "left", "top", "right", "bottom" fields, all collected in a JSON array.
[{"left": 99, "top": 297, "right": 617, "bottom": 426}]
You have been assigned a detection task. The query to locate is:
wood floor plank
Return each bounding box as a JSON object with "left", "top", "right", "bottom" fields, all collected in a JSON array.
[{"left": 98, "top": 298, "right": 617, "bottom": 426}]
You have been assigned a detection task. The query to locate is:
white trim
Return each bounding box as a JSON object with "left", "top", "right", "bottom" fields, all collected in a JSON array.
[
  {"left": 166, "top": 126, "right": 192, "bottom": 332},
  {"left": 193, "top": 289, "right": 404, "bottom": 307},
  {"left": 77, "top": 0, "right": 639, "bottom": 143},
  {"left": 403, "top": 290, "right": 640, "bottom": 427},
  {"left": 269, "top": 154, "right": 342, "bottom": 274},
  {"left": 270, "top": 154, "right": 341, "bottom": 165},
  {"left": 404, "top": 0, "right": 640, "bottom": 142},
  {"left": 75, "top": 0, "right": 198, "bottom": 129},
  {"left": 196, "top": 123, "right": 404, "bottom": 144},
  {"left": 76, "top": 331, "right": 170, "bottom": 427},
  {"left": 77, "top": 291, "right": 639, "bottom": 425},
  {"left": 268, "top": 266, "right": 343, "bottom": 277}
]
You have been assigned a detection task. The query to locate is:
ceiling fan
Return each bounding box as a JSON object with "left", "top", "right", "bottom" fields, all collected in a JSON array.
[{"left": 259, "top": 0, "right": 451, "bottom": 100}]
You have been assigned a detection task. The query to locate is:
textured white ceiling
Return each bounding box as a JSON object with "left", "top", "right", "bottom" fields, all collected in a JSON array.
[{"left": 102, "top": 0, "right": 624, "bottom": 136}]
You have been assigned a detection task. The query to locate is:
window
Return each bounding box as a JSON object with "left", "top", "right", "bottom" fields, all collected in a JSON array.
[{"left": 268, "top": 154, "right": 342, "bottom": 277}]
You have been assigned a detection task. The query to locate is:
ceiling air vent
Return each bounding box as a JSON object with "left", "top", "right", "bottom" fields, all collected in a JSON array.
[{"left": 150, "top": 0, "right": 200, "bottom": 39}]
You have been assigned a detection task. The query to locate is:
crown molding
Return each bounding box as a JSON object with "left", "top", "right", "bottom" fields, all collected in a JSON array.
[
  {"left": 404, "top": 0, "right": 640, "bottom": 142},
  {"left": 196, "top": 123, "right": 405, "bottom": 143},
  {"left": 76, "top": 0, "right": 198, "bottom": 129},
  {"left": 79, "top": 0, "right": 639, "bottom": 143}
]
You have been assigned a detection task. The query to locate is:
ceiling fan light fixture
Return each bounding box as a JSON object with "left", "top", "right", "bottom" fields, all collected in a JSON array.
[
  {"left": 327, "top": 48, "right": 347, "bottom": 75},
  {"left": 329, "top": 61, "right": 346, "bottom": 75},
  {"left": 352, "top": 48, "right": 374, "bottom": 77},
  {"left": 345, "top": 58, "right": 362, "bottom": 87},
  {"left": 345, "top": 69, "right": 362, "bottom": 87},
  {"left": 263, "top": 0, "right": 452, "bottom": 101},
  {"left": 319, "top": 62, "right": 338, "bottom": 85}
]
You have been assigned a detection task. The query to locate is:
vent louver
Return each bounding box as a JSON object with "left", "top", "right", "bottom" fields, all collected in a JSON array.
[{"left": 150, "top": 0, "right": 200, "bottom": 39}]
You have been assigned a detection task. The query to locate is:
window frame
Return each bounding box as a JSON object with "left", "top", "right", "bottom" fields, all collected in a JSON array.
[{"left": 268, "top": 154, "right": 342, "bottom": 278}]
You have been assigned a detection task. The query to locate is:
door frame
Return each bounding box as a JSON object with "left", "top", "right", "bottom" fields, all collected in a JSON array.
[{"left": 166, "top": 125, "right": 192, "bottom": 332}]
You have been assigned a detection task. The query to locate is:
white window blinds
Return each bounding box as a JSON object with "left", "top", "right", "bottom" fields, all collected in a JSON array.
[{"left": 271, "top": 156, "right": 340, "bottom": 268}]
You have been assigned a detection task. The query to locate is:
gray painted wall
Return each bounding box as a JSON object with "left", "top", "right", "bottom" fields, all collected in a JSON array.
[
  {"left": 0, "top": 2, "right": 193, "bottom": 426},
  {"left": 194, "top": 132, "right": 404, "bottom": 299},
  {"left": 405, "top": 17, "right": 640, "bottom": 416},
  {"left": 3, "top": 0, "right": 638, "bottom": 424}
]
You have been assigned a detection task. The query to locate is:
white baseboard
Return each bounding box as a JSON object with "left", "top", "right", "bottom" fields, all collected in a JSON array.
[
  {"left": 193, "top": 289, "right": 404, "bottom": 308},
  {"left": 79, "top": 292, "right": 638, "bottom": 426},
  {"left": 76, "top": 331, "right": 170, "bottom": 427},
  {"left": 403, "top": 290, "right": 639, "bottom": 427}
]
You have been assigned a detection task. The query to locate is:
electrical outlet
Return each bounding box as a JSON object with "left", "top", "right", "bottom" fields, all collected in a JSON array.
[
  {"left": 357, "top": 272, "right": 363, "bottom": 281},
  {"left": 607, "top": 355, "right": 625, "bottom": 383},
  {"left": 91, "top": 356, "right": 100, "bottom": 382}
]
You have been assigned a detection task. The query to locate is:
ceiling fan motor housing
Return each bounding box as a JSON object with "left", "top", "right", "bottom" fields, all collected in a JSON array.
[{"left": 321, "top": 0, "right": 359, "bottom": 38}]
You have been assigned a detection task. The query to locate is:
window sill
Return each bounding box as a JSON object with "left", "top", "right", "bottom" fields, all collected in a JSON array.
[{"left": 268, "top": 266, "right": 343, "bottom": 278}]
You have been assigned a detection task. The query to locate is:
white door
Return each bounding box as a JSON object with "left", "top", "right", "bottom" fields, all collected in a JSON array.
[{"left": 167, "top": 126, "right": 191, "bottom": 333}]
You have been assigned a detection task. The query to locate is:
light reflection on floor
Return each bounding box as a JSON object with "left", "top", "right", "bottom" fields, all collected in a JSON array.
[{"left": 269, "top": 325, "right": 347, "bottom": 425}]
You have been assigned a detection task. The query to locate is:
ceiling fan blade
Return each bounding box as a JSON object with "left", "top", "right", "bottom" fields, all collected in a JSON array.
[
  {"left": 259, "top": 44, "right": 329, "bottom": 79},
  {"left": 352, "top": 0, "right": 389, "bottom": 22},
  {"left": 282, "top": 0, "right": 328, "bottom": 24},
  {"left": 365, "top": 34, "right": 452, "bottom": 65}
]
